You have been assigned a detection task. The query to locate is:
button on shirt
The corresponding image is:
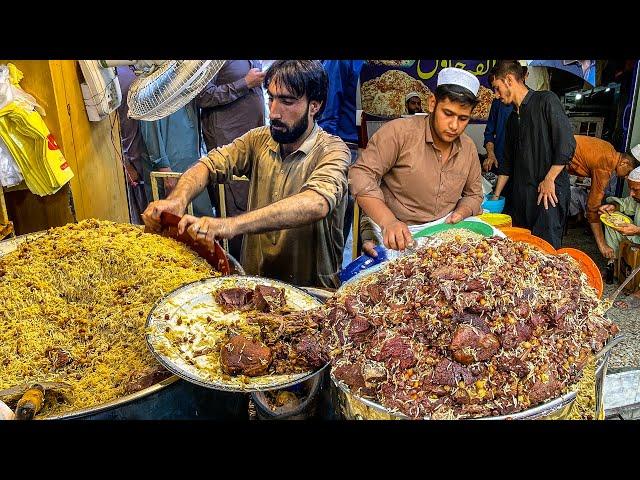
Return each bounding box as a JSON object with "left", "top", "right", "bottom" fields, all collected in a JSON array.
[
  {"left": 348, "top": 115, "right": 483, "bottom": 225},
  {"left": 199, "top": 124, "right": 351, "bottom": 288}
]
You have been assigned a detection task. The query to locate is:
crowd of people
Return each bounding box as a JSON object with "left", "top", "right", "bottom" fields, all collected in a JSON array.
[{"left": 118, "top": 59, "right": 640, "bottom": 298}]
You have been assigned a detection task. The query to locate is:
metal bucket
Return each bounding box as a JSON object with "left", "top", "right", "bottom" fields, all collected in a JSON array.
[
  {"left": 1, "top": 229, "right": 248, "bottom": 420},
  {"left": 334, "top": 343, "right": 615, "bottom": 421}
]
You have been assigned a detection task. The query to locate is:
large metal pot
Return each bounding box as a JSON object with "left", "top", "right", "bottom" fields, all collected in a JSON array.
[
  {"left": 1, "top": 229, "right": 247, "bottom": 420},
  {"left": 333, "top": 342, "right": 616, "bottom": 420}
]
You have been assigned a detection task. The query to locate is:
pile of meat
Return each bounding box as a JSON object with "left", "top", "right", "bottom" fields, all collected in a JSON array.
[
  {"left": 317, "top": 236, "right": 619, "bottom": 419},
  {"left": 215, "top": 285, "right": 328, "bottom": 377}
]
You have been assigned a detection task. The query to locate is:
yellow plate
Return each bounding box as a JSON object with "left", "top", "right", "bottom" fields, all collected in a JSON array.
[
  {"left": 477, "top": 213, "right": 512, "bottom": 227},
  {"left": 600, "top": 212, "right": 632, "bottom": 229}
]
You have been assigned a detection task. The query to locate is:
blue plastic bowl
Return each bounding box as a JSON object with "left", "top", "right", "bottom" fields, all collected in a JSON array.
[{"left": 482, "top": 194, "right": 505, "bottom": 213}]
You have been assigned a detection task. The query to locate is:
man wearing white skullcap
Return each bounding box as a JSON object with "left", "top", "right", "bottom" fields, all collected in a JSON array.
[
  {"left": 599, "top": 166, "right": 640, "bottom": 291},
  {"left": 350, "top": 67, "right": 483, "bottom": 256},
  {"left": 490, "top": 60, "right": 576, "bottom": 249},
  {"left": 405, "top": 92, "right": 423, "bottom": 114}
]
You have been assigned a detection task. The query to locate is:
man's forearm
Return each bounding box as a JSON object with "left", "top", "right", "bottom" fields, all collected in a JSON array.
[
  {"left": 356, "top": 196, "right": 399, "bottom": 230},
  {"left": 485, "top": 142, "right": 495, "bottom": 156},
  {"left": 590, "top": 222, "right": 607, "bottom": 249},
  {"left": 545, "top": 164, "right": 566, "bottom": 182},
  {"left": 167, "top": 162, "right": 211, "bottom": 209},
  {"left": 494, "top": 175, "right": 510, "bottom": 197},
  {"left": 233, "top": 190, "right": 329, "bottom": 235}
]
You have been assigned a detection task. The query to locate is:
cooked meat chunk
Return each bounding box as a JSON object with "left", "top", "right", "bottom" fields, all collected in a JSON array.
[
  {"left": 253, "top": 285, "right": 286, "bottom": 312},
  {"left": 124, "top": 367, "right": 171, "bottom": 394},
  {"left": 373, "top": 337, "right": 416, "bottom": 370},
  {"left": 220, "top": 335, "right": 272, "bottom": 376},
  {"left": 432, "top": 359, "right": 475, "bottom": 386},
  {"left": 449, "top": 324, "right": 500, "bottom": 364},
  {"left": 215, "top": 288, "right": 254, "bottom": 312},
  {"left": 46, "top": 347, "right": 73, "bottom": 370},
  {"left": 294, "top": 334, "right": 328, "bottom": 369}
]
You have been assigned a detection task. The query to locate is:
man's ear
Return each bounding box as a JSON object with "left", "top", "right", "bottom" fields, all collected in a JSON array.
[
  {"left": 309, "top": 100, "right": 321, "bottom": 116},
  {"left": 428, "top": 95, "right": 436, "bottom": 113}
]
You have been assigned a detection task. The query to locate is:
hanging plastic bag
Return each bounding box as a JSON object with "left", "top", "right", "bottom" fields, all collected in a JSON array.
[
  {"left": 0, "top": 136, "right": 23, "bottom": 187},
  {"left": 0, "top": 64, "right": 45, "bottom": 115}
]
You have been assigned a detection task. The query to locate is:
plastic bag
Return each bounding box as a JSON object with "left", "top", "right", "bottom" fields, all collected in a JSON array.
[
  {"left": 0, "top": 64, "right": 45, "bottom": 115},
  {"left": 0, "top": 135, "right": 23, "bottom": 187}
]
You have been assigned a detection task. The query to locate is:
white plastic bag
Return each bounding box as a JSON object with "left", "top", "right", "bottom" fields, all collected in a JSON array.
[
  {"left": 0, "top": 64, "right": 45, "bottom": 115},
  {"left": 0, "top": 136, "right": 23, "bottom": 187}
]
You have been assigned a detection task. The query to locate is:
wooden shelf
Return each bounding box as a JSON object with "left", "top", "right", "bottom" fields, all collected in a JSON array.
[{"left": 2, "top": 181, "right": 28, "bottom": 193}]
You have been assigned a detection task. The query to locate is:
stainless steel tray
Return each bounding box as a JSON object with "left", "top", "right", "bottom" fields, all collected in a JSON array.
[{"left": 145, "top": 275, "right": 325, "bottom": 393}]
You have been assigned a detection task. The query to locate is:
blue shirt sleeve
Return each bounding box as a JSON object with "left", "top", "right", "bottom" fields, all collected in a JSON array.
[
  {"left": 483, "top": 99, "right": 499, "bottom": 147},
  {"left": 317, "top": 60, "right": 343, "bottom": 135}
]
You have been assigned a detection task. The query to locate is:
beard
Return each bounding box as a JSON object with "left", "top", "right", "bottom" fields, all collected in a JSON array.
[{"left": 270, "top": 106, "right": 310, "bottom": 144}]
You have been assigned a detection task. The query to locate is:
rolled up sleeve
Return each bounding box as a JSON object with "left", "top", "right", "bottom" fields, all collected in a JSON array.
[
  {"left": 301, "top": 143, "right": 350, "bottom": 213},
  {"left": 198, "top": 130, "right": 254, "bottom": 184},
  {"left": 348, "top": 124, "right": 400, "bottom": 201},
  {"left": 456, "top": 148, "right": 484, "bottom": 216}
]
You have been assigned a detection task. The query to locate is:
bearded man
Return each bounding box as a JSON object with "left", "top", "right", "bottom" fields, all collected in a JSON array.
[{"left": 143, "top": 60, "right": 350, "bottom": 288}]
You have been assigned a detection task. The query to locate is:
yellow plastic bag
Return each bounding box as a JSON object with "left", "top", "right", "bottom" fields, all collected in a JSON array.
[{"left": 0, "top": 102, "right": 73, "bottom": 196}]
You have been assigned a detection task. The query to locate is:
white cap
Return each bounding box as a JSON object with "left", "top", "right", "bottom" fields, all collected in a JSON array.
[
  {"left": 629, "top": 166, "right": 640, "bottom": 182},
  {"left": 405, "top": 92, "right": 421, "bottom": 102},
  {"left": 437, "top": 67, "right": 480, "bottom": 97},
  {"left": 631, "top": 144, "right": 640, "bottom": 162}
]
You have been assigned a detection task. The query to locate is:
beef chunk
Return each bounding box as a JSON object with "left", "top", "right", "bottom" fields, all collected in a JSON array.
[
  {"left": 124, "top": 367, "right": 171, "bottom": 394},
  {"left": 220, "top": 335, "right": 272, "bottom": 376},
  {"left": 531, "top": 312, "right": 550, "bottom": 327},
  {"left": 253, "top": 285, "right": 286, "bottom": 312},
  {"left": 453, "top": 312, "right": 490, "bottom": 333},
  {"left": 362, "top": 360, "right": 387, "bottom": 386},
  {"left": 349, "top": 315, "right": 371, "bottom": 335},
  {"left": 366, "top": 284, "right": 386, "bottom": 304},
  {"left": 334, "top": 362, "right": 366, "bottom": 391},
  {"left": 501, "top": 321, "right": 533, "bottom": 350},
  {"left": 45, "top": 347, "right": 73, "bottom": 370},
  {"left": 463, "top": 279, "right": 485, "bottom": 292},
  {"left": 294, "top": 334, "right": 328, "bottom": 369},
  {"left": 344, "top": 295, "right": 358, "bottom": 316},
  {"left": 432, "top": 359, "right": 475, "bottom": 386},
  {"left": 373, "top": 337, "right": 417, "bottom": 370},
  {"left": 496, "top": 356, "right": 529, "bottom": 378},
  {"left": 215, "top": 288, "right": 254, "bottom": 312},
  {"left": 449, "top": 324, "right": 500, "bottom": 365},
  {"left": 430, "top": 266, "right": 466, "bottom": 281},
  {"left": 528, "top": 376, "right": 563, "bottom": 405}
]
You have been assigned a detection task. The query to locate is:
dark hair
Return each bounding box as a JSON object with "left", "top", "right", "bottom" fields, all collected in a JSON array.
[
  {"left": 488, "top": 60, "right": 525, "bottom": 83},
  {"left": 263, "top": 60, "right": 328, "bottom": 120},
  {"left": 434, "top": 84, "right": 479, "bottom": 108},
  {"left": 622, "top": 152, "right": 640, "bottom": 168}
]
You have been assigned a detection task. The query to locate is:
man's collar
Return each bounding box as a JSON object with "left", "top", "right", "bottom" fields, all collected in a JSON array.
[
  {"left": 267, "top": 123, "right": 320, "bottom": 156},
  {"left": 521, "top": 88, "right": 534, "bottom": 106}
]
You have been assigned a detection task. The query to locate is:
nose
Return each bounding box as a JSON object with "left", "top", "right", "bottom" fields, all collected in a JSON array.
[
  {"left": 449, "top": 116, "right": 459, "bottom": 132},
  {"left": 269, "top": 100, "right": 282, "bottom": 122}
]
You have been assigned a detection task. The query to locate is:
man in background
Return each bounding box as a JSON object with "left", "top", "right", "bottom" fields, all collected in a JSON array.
[
  {"left": 116, "top": 66, "right": 148, "bottom": 224},
  {"left": 196, "top": 60, "right": 266, "bottom": 259},
  {"left": 318, "top": 59, "right": 364, "bottom": 256},
  {"left": 405, "top": 92, "right": 423, "bottom": 114}
]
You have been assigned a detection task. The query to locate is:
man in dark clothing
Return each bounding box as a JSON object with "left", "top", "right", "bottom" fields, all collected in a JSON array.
[
  {"left": 490, "top": 60, "right": 576, "bottom": 249},
  {"left": 196, "top": 60, "right": 266, "bottom": 259},
  {"left": 116, "top": 66, "right": 149, "bottom": 224}
]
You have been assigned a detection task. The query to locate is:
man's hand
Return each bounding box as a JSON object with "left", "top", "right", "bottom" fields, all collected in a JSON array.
[
  {"left": 537, "top": 178, "right": 558, "bottom": 209},
  {"left": 445, "top": 211, "right": 465, "bottom": 224},
  {"left": 381, "top": 219, "right": 414, "bottom": 251},
  {"left": 482, "top": 153, "right": 498, "bottom": 172},
  {"left": 598, "top": 204, "right": 617, "bottom": 215},
  {"left": 362, "top": 240, "right": 379, "bottom": 258},
  {"left": 245, "top": 68, "right": 266, "bottom": 89},
  {"left": 124, "top": 162, "right": 140, "bottom": 187},
  {"left": 142, "top": 198, "right": 186, "bottom": 232},
  {"left": 615, "top": 224, "right": 640, "bottom": 236},
  {"left": 179, "top": 215, "right": 240, "bottom": 249},
  {"left": 598, "top": 243, "right": 615, "bottom": 260}
]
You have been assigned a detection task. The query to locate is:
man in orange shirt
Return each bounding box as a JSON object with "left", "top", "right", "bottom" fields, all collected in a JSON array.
[{"left": 568, "top": 135, "right": 638, "bottom": 261}]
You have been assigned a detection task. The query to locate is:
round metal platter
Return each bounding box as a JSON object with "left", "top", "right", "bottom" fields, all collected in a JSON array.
[{"left": 145, "top": 275, "right": 325, "bottom": 392}]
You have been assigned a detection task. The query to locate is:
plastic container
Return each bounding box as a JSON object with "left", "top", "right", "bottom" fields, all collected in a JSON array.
[
  {"left": 477, "top": 213, "right": 512, "bottom": 229},
  {"left": 251, "top": 371, "right": 323, "bottom": 420},
  {"left": 339, "top": 245, "right": 388, "bottom": 283},
  {"left": 482, "top": 194, "right": 505, "bottom": 213}
]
